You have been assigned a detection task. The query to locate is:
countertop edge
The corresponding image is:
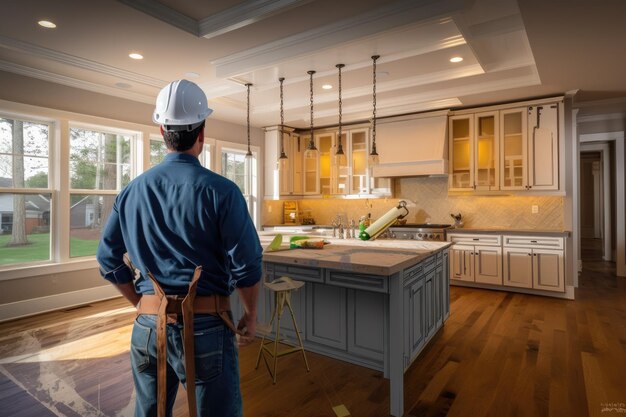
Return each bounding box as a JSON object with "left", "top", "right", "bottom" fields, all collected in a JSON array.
[{"left": 446, "top": 229, "right": 571, "bottom": 237}]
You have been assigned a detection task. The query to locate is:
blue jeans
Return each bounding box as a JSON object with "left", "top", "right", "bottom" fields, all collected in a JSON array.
[{"left": 130, "top": 314, "right": 242, "bottom": 417}]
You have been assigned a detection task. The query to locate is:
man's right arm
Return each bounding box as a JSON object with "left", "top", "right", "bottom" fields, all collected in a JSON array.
[{"left": 235, "top": 281, "right": 260, "bottom": 346}]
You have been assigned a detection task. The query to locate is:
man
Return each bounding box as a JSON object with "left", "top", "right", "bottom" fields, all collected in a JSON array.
[{"left": 96, "top": 79, "right": 262, "bottom": 417}]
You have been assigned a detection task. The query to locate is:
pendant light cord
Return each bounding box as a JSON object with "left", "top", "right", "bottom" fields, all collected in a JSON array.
[
  {"left": 279, "top": 77, "right": 287, "bottom": 159},
  {"left": 307, "top": 70, "right": 316, "bottom": 150},
  {"left": 371, "top": 55, "right": 379, "bottom": 156},
  {"left": 336, "top": 64, "right": 345, "bottom": 155}
]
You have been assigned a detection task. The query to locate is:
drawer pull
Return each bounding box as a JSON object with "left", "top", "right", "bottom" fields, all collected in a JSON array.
[
  {"left": 531, "top": 240, "right": 538, "bottom": 243},
  {"left": 472, "top": 238, "right": 479, "bottom": 241}
]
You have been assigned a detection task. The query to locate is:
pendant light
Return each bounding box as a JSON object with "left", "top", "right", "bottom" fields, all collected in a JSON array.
[
  {"left": 335, "top": 63, "right": 347, "bottom": 167},
  {"left": 277, "top": 77, "right": 288, "bottom": 171},
  {"left": 368, "top": 55, "right": 380, "bottom": 166},
  {"left": 245, "top": 83, "right": 253, "bottom": 161},
  {"left": 304, "top": 70, "right": 318, "bottom": 161}
]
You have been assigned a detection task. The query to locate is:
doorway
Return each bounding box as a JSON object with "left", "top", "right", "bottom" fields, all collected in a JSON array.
[
  {"left": 579, "top": 143, "right": 614, "bottom": 263},
  {"left": 574, "top": 132, "right": 626, "bottom": 277}
]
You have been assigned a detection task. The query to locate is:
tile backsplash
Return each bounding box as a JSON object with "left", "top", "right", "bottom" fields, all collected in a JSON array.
[{"left": 262, "top": 176, "right": 565, "bottom": 230}]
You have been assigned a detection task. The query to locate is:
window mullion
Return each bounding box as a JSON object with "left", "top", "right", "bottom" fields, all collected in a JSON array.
[{"left": 57, "top": 119, "right": 70, "bottom": 263}]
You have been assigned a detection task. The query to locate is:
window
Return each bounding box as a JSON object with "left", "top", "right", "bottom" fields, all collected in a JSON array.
[
  {"left": 0, "top": 116, "right": 52, "bottom": 266},
  {"left": 219, "top": 145, "right": 258, "bottom": 226},
  {"left": 149, "top": 136, "right": 168, "bottom": 167},
  {"left": 69, "top": 125, "right": 134, "bottom": 258}
]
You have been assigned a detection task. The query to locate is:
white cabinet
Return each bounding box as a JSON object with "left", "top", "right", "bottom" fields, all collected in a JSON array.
[
  {"left": 264, "top": 126, "right": 301, "bottom": 199},
  {"left": 527, "top": 104, "right": 559, "bottom": 190},
  {"left": 301, "top": 135, "right": 320, "bottom": 195},
  {"left": 450, "top": 99, "right": 562, "bottom": 193},
  {"left": 448, "top": 234, "right": 502, "bottom": 285},
  {"left": 503, "top": 235, "right": 564, "bottom": 292}
]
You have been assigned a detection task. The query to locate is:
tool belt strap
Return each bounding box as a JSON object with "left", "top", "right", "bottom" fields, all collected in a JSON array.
[{"left": 138, "top": 266, "right": 240, "bottom": 417}]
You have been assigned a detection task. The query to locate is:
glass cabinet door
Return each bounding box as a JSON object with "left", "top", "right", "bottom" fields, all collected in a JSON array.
[
  {"left": 500, "top": 108, "right": 527, "bottom": 190},
  {"left": 449, "top": 115, "right": 474, "bottom": 190},
  {"left": 474, "top": 111, "right": 499, "bottom": 190},
  {"left": 302, "top": 135, "right": 319, "bottom": 194},
  {"left": 332, "top": 132, "right": 349, "bottom": 195},
  {"left": 350, "top": 130, "right": 368, "bottom": 194},
  {"left": 316, "top": 133, "right": 333, "bottom": 195}
]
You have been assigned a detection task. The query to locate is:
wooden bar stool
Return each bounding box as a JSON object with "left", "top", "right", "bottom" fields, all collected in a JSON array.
[{"left": 255, "top": 276, "right": 310, "bottom": 383}]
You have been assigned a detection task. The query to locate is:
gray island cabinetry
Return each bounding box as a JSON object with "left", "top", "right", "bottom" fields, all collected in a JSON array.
[{"left": 234, "top": 242, "right": 450, "bottom": 417}]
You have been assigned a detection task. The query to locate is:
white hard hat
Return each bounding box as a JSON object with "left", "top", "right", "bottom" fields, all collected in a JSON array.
[{"left": 153, "top": 79, "right": 213, "bottom": 131}]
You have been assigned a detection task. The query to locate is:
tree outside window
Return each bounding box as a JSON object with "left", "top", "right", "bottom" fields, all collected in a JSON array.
[
  {"left": 69, "top": 127, "right": 132, "bottom": 258},
  {"left": 0, "top": 117, "right": 51, "bottom": 265}
]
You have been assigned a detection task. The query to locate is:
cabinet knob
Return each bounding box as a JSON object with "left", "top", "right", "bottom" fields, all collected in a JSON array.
[{"left": 528, "top": 253, "right": 532, "bottom": 256}]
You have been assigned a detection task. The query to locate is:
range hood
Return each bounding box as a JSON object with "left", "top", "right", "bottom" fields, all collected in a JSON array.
[{"left": 371, "top": 111, "right": 449, "bottom": 177}]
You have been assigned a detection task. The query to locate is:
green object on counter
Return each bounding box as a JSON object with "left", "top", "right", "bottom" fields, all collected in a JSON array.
[
  {"left": 266, "top": 234, "right": 283, "bottom": 252},
  {"left": 289, "top": 235, "right": 310, "bottom": 249},
  {"left": 358, "top": 231, "right": 371, "bottom": 241}
]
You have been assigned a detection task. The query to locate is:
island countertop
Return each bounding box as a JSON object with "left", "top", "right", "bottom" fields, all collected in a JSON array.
[{"left": 262, "top": 240, "right": 452, "bottom": 276}]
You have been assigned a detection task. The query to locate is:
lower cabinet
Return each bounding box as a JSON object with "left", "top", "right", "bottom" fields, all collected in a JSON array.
[
  {"left": 450, "top": 233, "right": 566, "bottom": 294},
  {"left": 449, "top": 244, "right": 502, "bottom": 285},
  {"left": 306, "top": 283, "right": 347, "bottom": 350},
  {"left": 404, "top": 274, "right": 425, "bottom": 367},
  {"left": 502, "top": 235, "right": 565, "bottom": 292}
]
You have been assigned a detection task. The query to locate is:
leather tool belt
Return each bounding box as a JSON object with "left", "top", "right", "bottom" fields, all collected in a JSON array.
[{"left": 136, "top": 266, "right": 240, "bottom": 417}]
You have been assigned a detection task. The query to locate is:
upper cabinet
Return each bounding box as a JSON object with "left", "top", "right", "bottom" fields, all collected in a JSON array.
[
  {"left": 527, "top": 104, "right": 559, "bottom": 190},
  {"left": 449, "top": 111, "right": 499, "bottom": 191},
  {"left": 266, "top": 126, "right": 390, "bottom": 200},
  {"left": 449, "top": 98, "right": 562, "bottom": 194},
  {"left": 264, "top": 126, "right": 302, "bottom": 199}
]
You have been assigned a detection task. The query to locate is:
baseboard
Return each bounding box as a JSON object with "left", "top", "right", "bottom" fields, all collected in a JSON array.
[{"left": 0, "top": 285, "right": 120, "bottom": 323}]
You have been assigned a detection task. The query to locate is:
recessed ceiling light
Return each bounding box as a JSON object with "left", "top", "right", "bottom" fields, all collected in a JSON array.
[
  {"left": 115, "top": 82, "right": 132, "bottom": 89},
  {"left": 450, "top": 56, "right": 463, "bottom": 63},
  {"left": 322, "top": 84, "right": 333, "bottom": 90},
  {"left": 129, "top": 53, "right": 143, "bottom": 60},
  {"left": 376, "top": 71, "right": 390, "bottom": 77},
  {"left": 185, "top": 72, "right": 200, "bottom": 78},
  {"left": 38, "top": 20, "right": 56, "bottom": 29}
]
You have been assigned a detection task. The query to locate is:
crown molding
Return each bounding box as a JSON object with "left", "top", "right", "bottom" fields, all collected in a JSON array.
[
  {"left": 211, "top": 0, "right": 465, "bottom": 78},
  {"left": 199, "top": 0, "right": 313, "bottom": 39},
  {"left": 0, "top": 35, "right": 166, "bottom": 88},
  {"left": 117, "top": 0, "right": 198, "bottom": 35},
  {"left": 0, "top": 60, "right": 155, "bottom": 105}
]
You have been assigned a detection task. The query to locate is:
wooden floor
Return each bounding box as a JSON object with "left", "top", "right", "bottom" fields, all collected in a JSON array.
[{"left": 1, "top": 261, "right": 625, "bottom": 417}]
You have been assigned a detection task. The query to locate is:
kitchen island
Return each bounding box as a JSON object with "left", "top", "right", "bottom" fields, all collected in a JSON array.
[{"left": 234, "top": 239, "right": 451, "bottom": 417}]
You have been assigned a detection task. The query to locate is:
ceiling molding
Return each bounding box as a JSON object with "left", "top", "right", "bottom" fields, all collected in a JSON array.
[
  {"left": 0, "top": 60, "right": 155, "bottom": 104},
  {"left": 199, "top": 0, "right": 314, "bottom": 39},
  {"left": 117, "top": 0, "right": 198, "bottom": 35},
  {"left": 254, "top": 64, "right": 485, "bottom": 114},
  {"left": 0, "top": 35, "right": 167, "bottom": 88},
  {"left": 211, "top": 0, "right": 465, "bottom": 78}
]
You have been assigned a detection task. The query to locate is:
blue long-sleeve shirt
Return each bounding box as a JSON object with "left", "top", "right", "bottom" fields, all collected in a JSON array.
[{"left": 96, "top": 152, "right": 263, "bottom": 296}]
